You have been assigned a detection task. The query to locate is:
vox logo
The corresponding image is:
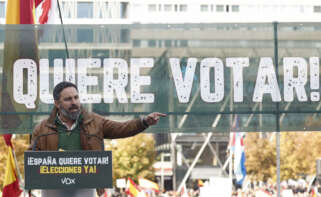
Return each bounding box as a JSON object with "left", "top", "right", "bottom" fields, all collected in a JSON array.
[{"left": 61, "top": 177, "right": 76, "bottom": 185}]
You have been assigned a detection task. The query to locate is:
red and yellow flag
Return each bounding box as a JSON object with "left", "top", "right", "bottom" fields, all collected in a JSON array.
[
  {"left": 126, "top": 178, "right": 141, "bottom": 197},
  {"left": 6, "top": 0, "right": 36, "bottom": 24},
  {"left": 310, "top": 187, "right": 317, "bottom": 197},
  {"left": 138, "top": 178, "right": 159, "bottom": 193},
  {"left": 198, "top": 179, "right": 204, "bottom": 187},
  {"left": 3, "top": 134, "right": 13, "bottom": 147},
  {"left": 2, "top": 135, "right": 22, "bottom": 197}
]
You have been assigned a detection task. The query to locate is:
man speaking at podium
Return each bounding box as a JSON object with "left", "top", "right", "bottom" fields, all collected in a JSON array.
[{"left": 29, "top": 81, "right": 166, "bottom": 197}]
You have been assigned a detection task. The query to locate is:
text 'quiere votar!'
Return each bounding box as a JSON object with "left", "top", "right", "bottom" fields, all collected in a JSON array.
[{"left": 11, "top": 57, "right": 321, "bottom": 108}]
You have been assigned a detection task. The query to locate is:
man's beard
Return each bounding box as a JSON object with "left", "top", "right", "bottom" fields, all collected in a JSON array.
[{"left": 59, "top": 104, "right": 81, "bottom": 121}]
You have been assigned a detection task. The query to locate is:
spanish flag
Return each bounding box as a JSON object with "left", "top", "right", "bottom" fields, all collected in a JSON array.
[
  {"left": 198, "top": 179, "right": 204, "bottom": 187},
  {"left": 138, "top": 178, "right": 160, "bottom": 193},
  {"left": 2, "top": 0, "right": 38, "bottom": 130},
  {"left": 6, "top": 0, "right": 36, "bottom": 24},
  {"left": 2, "top": 135, "right": 22, "bottom": 197},
  {"left": 310, "top": 187, "right": 317, "bottom": 197},
  {"left": 126, "top": 178, "right": 141, "bottom": 197}
]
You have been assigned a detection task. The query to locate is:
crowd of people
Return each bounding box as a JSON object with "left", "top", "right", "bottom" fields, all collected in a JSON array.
[
  {"left": 117, "top": 178, "right": 318, "bottom": 197},
  {"left": 232, "top": 179, "right": 318, "bottom": 197}
]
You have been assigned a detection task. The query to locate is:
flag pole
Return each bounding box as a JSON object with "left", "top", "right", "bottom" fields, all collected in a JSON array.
[
  {"left": 11, "top": 145, "right": 27, "bottom": 196},
  {"left": 56, "top": 0, "right": 69, "bottom": 58},
  {"left": 229, "top": 151, "right": 232, "bottom": 180},
  {"left": 11, "top": 146, "right": 22, "bottom": 181}
]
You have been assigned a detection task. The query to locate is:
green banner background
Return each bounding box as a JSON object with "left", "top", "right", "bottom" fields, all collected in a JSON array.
[{"left": 0, "top": 23, "right": 320, "bottom": 133}]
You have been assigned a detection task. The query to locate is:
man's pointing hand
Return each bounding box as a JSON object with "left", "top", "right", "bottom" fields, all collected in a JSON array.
[{"left": 143, "top": 112, "right": 167, "bottom": 126}]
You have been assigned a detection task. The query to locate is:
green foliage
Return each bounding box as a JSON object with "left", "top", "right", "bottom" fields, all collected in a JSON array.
[
  {"left": 245, "top": 133, "right": 275, "bottom": 182},
  {"left": 105, "top": 133, "right": 157, "bottom": 185},
  {"left": 245, "top": 132, "right": 321, "bottom": 182}
]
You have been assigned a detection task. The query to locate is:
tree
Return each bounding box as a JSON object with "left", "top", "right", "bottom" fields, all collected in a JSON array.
[
  {"left": 105, "top": 133, "right": 157, "bottom": 184},
  {"left": 244, "top": 133, "right": 275, "bottom": 182},
  {"left": 280, "top": 132, "right": 321, "bottom": 180},
  {"left": 245, "top": 132, "right": 321, "bottom": 182}
]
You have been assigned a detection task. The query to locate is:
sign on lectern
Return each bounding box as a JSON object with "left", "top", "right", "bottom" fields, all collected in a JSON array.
[{"left": 24, "top": 151, "right": 112, "bottom": 189}]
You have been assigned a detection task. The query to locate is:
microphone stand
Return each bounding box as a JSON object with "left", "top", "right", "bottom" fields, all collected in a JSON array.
[{"left": 32, "top": 130, "right": 104, "bottom": 151}]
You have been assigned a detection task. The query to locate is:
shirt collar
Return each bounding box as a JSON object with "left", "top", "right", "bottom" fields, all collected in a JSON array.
[{"left": 56, "top": 114, "right": 81, "bottom": 130}]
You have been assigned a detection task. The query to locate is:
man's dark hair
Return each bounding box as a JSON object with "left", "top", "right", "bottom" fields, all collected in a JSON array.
[{"left": 53, "top": 81, "right": 78, "bottom": 101}]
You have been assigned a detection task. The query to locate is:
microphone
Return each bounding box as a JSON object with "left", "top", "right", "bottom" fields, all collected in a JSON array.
[
  {"left": 31, "top": 127, "right": 105, "bottom": 151},
  {"left": 32, "top": 132, "right": 59, "bottom": 151}
]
